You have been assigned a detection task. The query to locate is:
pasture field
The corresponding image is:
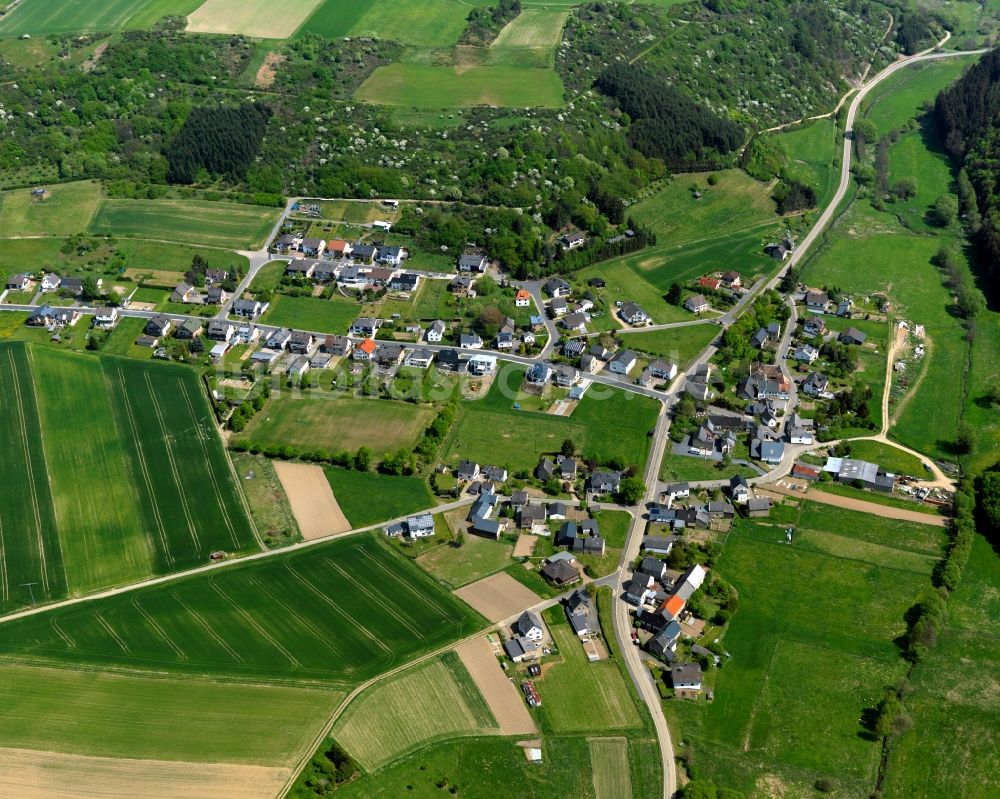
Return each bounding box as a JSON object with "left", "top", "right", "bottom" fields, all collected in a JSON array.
[
  {"left": 0, "top": 662, "right": 340, "bottom": 765},
  {"left": 670, "top": 503, "right": 943, "bottom": 797},
  {"left": 0, "top": 0, "right": 154, "bottom": 35},
  {"left": 775, "top": 118, "right": 839, "bottom": 208},
  {"left": 259, "top": 293, "right": 359, "bottom": 334},
  {"left": 630, "top": 170, "right": 777, "bottom": 244},
  {"left": 618, "top": 323, "right": 719, "bottom": 368},
  {"left": 491, "top": 10, "right": 568, "bottom": 48},
  {"left": 537, "top": 621, "right": 643, "bottom": 734},
  {"left": 187, "top": 0, "right": 322, "bottom": 38},
  {"left": 801, "top": 200, "right": 968, "bottom": 458},
  {"left": 659, "top": 451, "right": 759, "bottom": 482},
  {"left": 355, "top": 64, "right": 565, "bottom": 108},
  {"left": 230, "top": 452, "right": 301, "bottom": 545},
  {"left": 301, "top": 0, "right": 469, "bottom": 47},
  {"left": 881, "top": 534, "right": 1000, "bottom": 798},
  {"left": 324, "top": 735, "right": 599, "bottom": 799},
  {"left": 0, "top": 535, "right": 484, "bottom": 681},
  {"left": 116, "top": 239, "right": 250, "bottom": 275},
  {"left": 124, "top": 0, "right": 204, "bottom": 28},
  {"left": 246, "top": 394, "right": 434, "bottom": 454},
  {"left": 0, "top": 343, "right": 257, "bottom": 609},
  {"left": 861, "top": 57, "right": 973, "bottom": 134},
  {"left": 416, "top": 519, "right": 514, "bottom": 588},
  {"left": 323, "top": 468, "right": 435, "bottom": 527},
  {"left": 589, "top": 737, "right": 633, "bottom": 799},
  {"left": 333, "top": 652, "right": 497, "bottom": 770},
  {"left": 442, "top": 363, "right": 660, "bottom": 472},
  {"left": 89, "top": 199, "right": 279, "bottom": 250},
  {"left": 248, "top": 260, "right": 287, "bottom": 295},
  {"left": 0, "top": 180, "right": 102, "bottom": 237}
]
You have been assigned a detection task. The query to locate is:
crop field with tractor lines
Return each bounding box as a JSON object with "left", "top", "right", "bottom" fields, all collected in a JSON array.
[
  {"left": 0, "top": 535, "right": 485, "bottom": 682},
  {"left": 0, "top": 343, "right": 257, "bottom": 612}
]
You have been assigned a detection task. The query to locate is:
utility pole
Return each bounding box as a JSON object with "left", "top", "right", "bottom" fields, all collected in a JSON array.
[{"left": 21, "top": 582, "right": 38, "bottom": 607}]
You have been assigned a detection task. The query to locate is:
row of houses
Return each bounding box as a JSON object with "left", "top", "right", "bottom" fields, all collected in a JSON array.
[
  {"left": 284, "top": 259, "right": 418, "bottom": 291},
  {"left": 7, "top": 273, "right": 102, "bottom": 297}
]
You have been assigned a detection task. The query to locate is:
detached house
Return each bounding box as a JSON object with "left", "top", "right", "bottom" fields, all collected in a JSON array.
[
  {"left": 426, "top": 319, "right": 446, "bottom": 342},
  {"left": 684, "top": 294, "right": 710, "bottom": 314},
  {"left": 619, "top": 302, "right": 649, "bottom": 326},
  {"left": 805, "top": 291, "right": 829, "bottom": 313},
  {"left": 300, "top": 238, "right": 326, "bottom": 257},
  {"left": 515, "top": 289, "right": 532, "bottom": 307},
  {"left": 350, "top": 318, "right": 381, "bottom": 337},
  {"left": 232, "top": 299, "right": 268, "bottom": 319},
  {"left": 609, "top": 349, "right": 637, "bottom": 375},
  {"left": 145, "top": 314, "right": 174, "bottom": 338},
  {"left": 543, "top": 277, "right": 571, "bottom": 298},
  {"left": 208, "top": 321, "right": 235, "bottom": 342},
  {"left": 457, "top": 253, "right": 488, "bottom": 273}
]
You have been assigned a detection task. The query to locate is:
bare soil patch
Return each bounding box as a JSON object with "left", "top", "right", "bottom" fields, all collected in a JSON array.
[
  {"left": 0, "top": 747, "right": 288, "bottom": 799},
  {"left": 455, "top": 637, "right": 537, "bottom": 735},
  {"left": 512, "top": 534, "right": 536, "bottom": 558},
  {"left": 453, "top": 572, "right": 543, "bottom": 623},
  {"left": 273, "top": 461, "right": 351, "bottom": 540},
  {"left": 255, "top": 52, "right": 285, "bottom": 89}
]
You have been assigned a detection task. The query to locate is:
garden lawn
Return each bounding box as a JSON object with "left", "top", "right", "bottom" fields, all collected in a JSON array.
[
  {"left": 0, "top": 180, "right": 102, "bottom": 237},
  {"left": 89, "top": 198, "right": 279, "bottom": 249},
  {"left": 572, "top": 262, "right": 689, "bottom": 326},
  {"left": 333, "top": 652, "right": 497, "bottom": 770},
  {"left": 671, "top": 504, "right": 944, "bottom": 797},
  {"left": 355, "top": 64, "right": 564, "bottom": 108},
  {"left": 0, "top": 662, "right": 340, "bottom": 765},
  {"left": 844, "top": 439, "right": 927, "bottom": 476},
  {"left": 536, "top": 621, "right": 643, "bottom": 733},
  {"left": 0, "top": 534, "right": 482, "bottom": 682},
  {"left": 659, "top": 451, "right": 759, "bottom": 482},
  {"left": 246, "top": 394, "right": 434, "bottom": 454},
  {"left": 416, "top": 524, "right": 514, "bottom": 588},
  {"left": 442, "top": 363, "right": 659, "bottom": 472},
  {"left": 260, "top": 293, "right": 359, "bottom": 334},
  {"left": 324, "top": 468, "right": 435, "bottom": 528}
]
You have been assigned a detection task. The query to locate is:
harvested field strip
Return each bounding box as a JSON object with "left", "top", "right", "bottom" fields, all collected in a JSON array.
[
  {"left": 589, "top": 737, "right": 633, "bottom": 799},
  {"left": 491, "top": 9, "right": 568, "bottom": 48},
  {"left": 187, "top": 0, "right": 322, "bottom": 38},
  {"left": 453, "top": 571, "right": 545, "bottom": 623},
  {"left": 333, "top": 653, "right": 499, "bottom": 771},
  {"left": 0, "top": 537, "right": 485, "bottom": 681},
  {"left": 0, "top": 747, "right": 290, "bottom": 799},
  {"left": 272, "top": 461, "right": 350, "bottom": 540},
  {"left": 455, "top": 636, "right": 537, "bottom": 735}
]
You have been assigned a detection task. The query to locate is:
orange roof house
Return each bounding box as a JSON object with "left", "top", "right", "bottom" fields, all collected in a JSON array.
[
  {"left": 662, "top": 594, "right": 686, "bottom": 620},
  {"left": 356, "top": 338, "right": 377, "bottom": 355},
  {"left": 698, "top": 276, "right": 721, "bottom": 290}
]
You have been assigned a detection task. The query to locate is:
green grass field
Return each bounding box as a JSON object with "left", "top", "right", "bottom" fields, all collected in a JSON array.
[
  {"left": 259, "top": 293, "right": 359, "bottom": 333},
  {"left": 537, "top": 621, "right": 643, "bottom": 733},
  {"left": 324, "top": 468, "right": 435, "bottom": 527},
  {"left": 862, "top": 58, "right": 974, "bottom": 134},
  {"left": 589, "top": 737, "right": 633, "bottom": 799},
  {"left": 880, "top": 534, "right": 1000, "bottom": 799},
  {"left": 0, "top": 180, "right": 102, "bottom": 237},
  {"left": 0, "top": 0, "right": 164, "bottom": 35},
  {"left": 124, "top": 0, "right": 204, "bottom": 28},
  {"left": 333, "top": 652, "right": 497, "bottom": 770},
  {"left": 247, "top": 394, "right": 435, "bottom": 455},
  {"left": 659, "top": 451, "right": 759, "bottom": 482},
  {"left": 572, "top": 262, "right": 689, "bottom": 327},
  {"left": 844, "top": 439, "right": 927, "bottom": 476},
  {"left": 0, "top": 343, "right": 258, "bottom": 611},
  {"left": 89, "top": 198, "right": 279, "bottom": 249},
  {"left": 492, "top": 9, "right": 568, "bottom": 48},
  {"left": 0, "top": 662, "right": 340, "bottom": 764},
  {"left": 617, "top": 323, "right": 719, "bottom": 368},
  {"left": 416, "top": 520, "right": 514, "bottom": 588},
  {"left": 0, "top": 534, "right": 483, "bottom": 682},
  {"left": 356, "top": 63, "right": 565, "bottom": 108},
  {"left": 671, "top": 502, "right": 945, "bottom": 797},
  {"left": 776, "top": 119, "right": 839, "bottom": 208},
  {"left": 442, "top": 363, "right": 660, "bottom": 472},
  {"left": 302, "top": 0, "right": 468, "bottom": 47}
]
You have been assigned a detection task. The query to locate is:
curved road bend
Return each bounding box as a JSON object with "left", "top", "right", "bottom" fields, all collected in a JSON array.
[{"left": 612, "top": 38, "right": 984, "bottom": 799}]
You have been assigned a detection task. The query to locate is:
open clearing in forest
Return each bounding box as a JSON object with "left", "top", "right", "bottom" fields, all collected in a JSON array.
[
  {"left": 492, "top": 10, "right": 568, "bottom": 48},
  {"left": 0, "top": 748, "right": 289, "bottom": 799},
  {"left": 186, "top": 0, "right": 322, "bottom": 38},
  {"left": 332, "top": 652, "right": 498, "bottom": 770},
  {"left": 0, "top": 342, "right": 257, "bottom": 613},
  {"left": 453, "top": 571, "right": 544, "bottom": 623},
  {"left": 272, "top": 461, "right": 350, "bottom": 540},
  {"left": 455, "top": 636, "right": 538, "bottom": 735},
  {"left": 0, "top": 535, "right": 484, "bottom": 682}
]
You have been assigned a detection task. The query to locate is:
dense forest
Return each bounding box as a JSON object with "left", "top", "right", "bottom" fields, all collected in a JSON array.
[
  {"left": 458, "top": 0, "right": 521, "bottom": 46},
  {"left": 166, "top": 103, "right": 272, "bottom": 184},
  {"left": 935, "top": 48, "right": 1000, "bottom": 289},
  {"left": 594, "top": 63, "right": 745, "bottom": 169}
]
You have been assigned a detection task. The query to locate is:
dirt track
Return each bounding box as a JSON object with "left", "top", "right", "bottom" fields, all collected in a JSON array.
[
  {"left": 453, "top": 572, "right": 543, "bottom": 623},
  {"left": 455, "top": 637, "right": 537, "bottom": 735},
  {"left": 273, "top": 461, "right": 351, "bottom": 540},
  {"left": 774, "top": 485, "right": 947, "bottom": 526},
  {"left": 0, "top": 747, "right": 288, "bottom": 799}
]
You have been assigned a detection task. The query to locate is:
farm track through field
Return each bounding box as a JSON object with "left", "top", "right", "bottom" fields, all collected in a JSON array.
[
  {"left": 145, "top": 372, "right": 201, "bottom": 555},
  {"left": 111, "top": 366, "right": 174, "bottom": 566},
  {"left": 94, "top": 612, "right": 130, "bottom": 654},
  {"left": 178, "top": 380, "right": 240, "bottom": 549},
  {"left": 7, "top": 350, "right": 50, "bottom": 595},
  {"left": 208, "top": 578, "right": 303, "bottom": 668},
  {"left": 0, "top": 517, "right": 7, "bottom": 602},
  {"left": 49, "top": 617, "right": 75, "bottom": 649}
]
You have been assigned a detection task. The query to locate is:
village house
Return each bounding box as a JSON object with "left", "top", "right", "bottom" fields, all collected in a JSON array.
[
  {"left": 389, "top": 272, "right": 419, "bottom": 293},
  {"left": 515, "top": 289, "right": 532, "bottom": 307},
  {"left": 353, "top": 338, "right": 377, "bottom": 361},
  {"left": 375, "top": 343, "right": 405, "bottom": 369},
  {"left": 288, "top": 331, "right": 315, "bottom": 355},
  {"left": 467, "top": 353, "right": 496, "bottom": 376},
  {"left": 728, "top": 475, "right": 751, "bottom": 504},
  {"left": 349, "top": 317, "right": 381, "bottom": 337},
  {"left": 549, "top": 297, "right": 569, "bottom": 317},
  {"left": 559, "top": 231, "right": 586, "bottom": 250},
  {"left": 426, "top": 319, "right": 446, "bottom": 343},
  {"left": 619, "top": 301, "right": 649, "bottom": 326},
  {"left": 300, "top": 237, "right": 326, "bottom": 257},
  {"left": 204, "top": 320, "right": 233, "bottom": 343},
  {"left": 588, "top": 470, "right": 622, "bottom": 494},
  {"left": 449, "top": 275, "right": 475, "bottom": 297},
  {"left": 671, "top": 663, "right": 703, "bottom": 692},
  {"left": 839, "top": 327, "right": 868, "bottom": 346},
  {"left": 609, "top": 349, "right": 637, "bottom": 375},
  {"left": 684, "top": 294, "right": 711, "bottom": 314},
  {"left": 145, "top": 314, "right": 174, "bottom": 338},
  {"left": 803, "top": 315, "right": 826, "bottom": 336},
  {"left": 92, "top": 307, "right": 120, "bottom": 329},
  {"left": 40, "top": 273, "right": 61, "bottom": 292},
  {"left": 457, "top": 252, "right": 488, "bottom": 273},
  {"left": 286, "top": 355, "right": 310, "bottom": 379},
  {"left": 566, "top": 590, "right": 595, "bottom": 637},
  {"left": 175, "top": 319, "right": 204, "bottom": 340},
  {"left": 543, "top": 277, "right": 571, "bottom": 298},
  {"left": 206, "top": 286, "right": 230, "bottom": 305},
  {"left": 405, "top": 348, "right": 434, "bottom": 369},
  {"left": 802, "top": 371, "right": 830, "bottom": 397},
  {"left": 321, "top": 335, "right": 353, "bottom": 357},
  {"left": 6, "top": 273, "right": 30, "bottom": 291},
  {"left": 285, "top": 259, "right": 317, "bottom": 279},
  {"left": 232, "top": 299, "right": 268, "bottom": 319},
  {"left": 541, "top": 557, "right": 580, "bottom": 586},
  {"left": 698, "top": 275, "right": 721, "bottom": 291},
  {"left": 561, "top": 311, "right": 588, "bottom": 333},
  {"left": 805, "top": 290, "right": 829, "bottom": 313},
  {"left": 459, "top": 332, "right": 483, "bottom": 349},
  {"left": 721, "top": 270, "right": 742, "bottom": 289},
  {"left": 272, "top": 233, "right": 301, "bottom": 253},
  {"left": 326, "top": 240, "right": 352, "bottom": 258}
]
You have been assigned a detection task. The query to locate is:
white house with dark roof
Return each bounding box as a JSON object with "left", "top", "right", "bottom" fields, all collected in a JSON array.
[{"left": 684, "top": 294, "right": 710, "bottom": 314}]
